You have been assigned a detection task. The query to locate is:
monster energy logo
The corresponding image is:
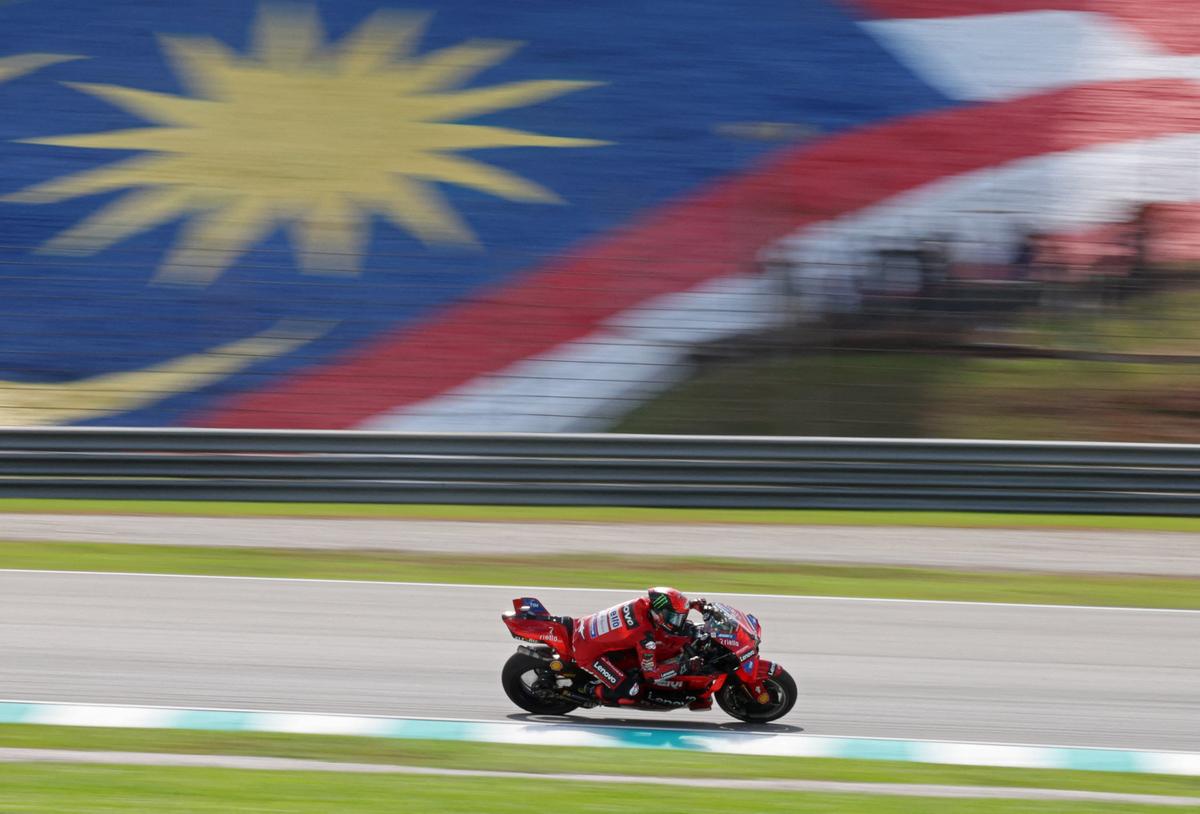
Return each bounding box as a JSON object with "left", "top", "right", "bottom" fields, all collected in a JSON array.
[{"left": 652, "top": 595, "right": 670, "bottom": 609}]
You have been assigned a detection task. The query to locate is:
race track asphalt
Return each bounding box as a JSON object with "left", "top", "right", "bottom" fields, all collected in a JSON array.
[{"left": 1, "top": 571, "right": 1197, "bottom": 751}]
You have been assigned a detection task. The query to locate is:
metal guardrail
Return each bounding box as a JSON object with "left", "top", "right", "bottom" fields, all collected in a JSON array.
[{"left": 0, "top": 427, "right": 1198, "bottom": 514}]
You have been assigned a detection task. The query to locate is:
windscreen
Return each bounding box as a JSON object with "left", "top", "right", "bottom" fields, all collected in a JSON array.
[{"left": 704, "top": 602, "right": 758, "bottom": 642}]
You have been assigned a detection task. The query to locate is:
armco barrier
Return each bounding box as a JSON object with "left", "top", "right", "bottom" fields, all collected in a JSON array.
[
  {"left": 1, "top": 701, "right": 1197, "bottom": 775},
  {"left": 0, "top": 428, "right": 1198, "bottom": 514}
]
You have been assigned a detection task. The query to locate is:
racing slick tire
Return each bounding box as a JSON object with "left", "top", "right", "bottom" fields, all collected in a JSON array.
[
  {"left": 716, "top": 667, "right": 797, "bottom": 723},
  {"left": 501, "top": 652, "right": 580, "bottom": 716}
]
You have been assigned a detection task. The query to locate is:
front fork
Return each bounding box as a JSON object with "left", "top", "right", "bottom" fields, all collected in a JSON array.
[{"left": 728, "top": 656, "right": 773, "bottom": 705}]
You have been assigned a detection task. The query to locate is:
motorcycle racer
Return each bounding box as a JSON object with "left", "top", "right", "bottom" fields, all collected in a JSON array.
[{"left": 571, "top": 586, "right": 712, "bottom": 710}]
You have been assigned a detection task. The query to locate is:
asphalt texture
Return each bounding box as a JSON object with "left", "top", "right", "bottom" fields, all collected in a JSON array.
[
  {"left": 5, "top": 514, "right": 1200, "bottom": 575},
  {"left": 2, "top": 571, "right": 1197, "bottom": 752}
]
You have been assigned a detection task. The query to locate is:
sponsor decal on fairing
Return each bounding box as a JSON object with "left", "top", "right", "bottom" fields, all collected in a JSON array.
[
  {"left": 593, "top": 659, "right": 619, "bottom": 685},
  {"left": 641, "top": 639, "right": 657, "bottom": 671}
]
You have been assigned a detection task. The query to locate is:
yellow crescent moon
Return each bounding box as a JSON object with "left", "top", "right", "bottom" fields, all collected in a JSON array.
[{"left": 0, "top": 320, "right": 330, "bottom": 425}]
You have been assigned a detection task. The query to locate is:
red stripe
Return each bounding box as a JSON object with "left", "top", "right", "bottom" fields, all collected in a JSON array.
[
  {"left": 853, "top": 1, "right": 1200, "bottom": 54},
  {"left": 194, "top": 79, "right": 1200, "bottom": 428}
]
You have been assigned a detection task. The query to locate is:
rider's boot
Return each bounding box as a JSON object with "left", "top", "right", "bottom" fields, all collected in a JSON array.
[
  {"left": 587, "top": 681, "right": 606, "bottom": 704},
  {"left": 592, "top": 680, "right": 639, "bottom": 706}
]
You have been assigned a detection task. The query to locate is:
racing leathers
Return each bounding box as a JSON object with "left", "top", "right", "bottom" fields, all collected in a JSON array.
[{"left": 571, "top": 597, "right": 692, "bottom": 706}]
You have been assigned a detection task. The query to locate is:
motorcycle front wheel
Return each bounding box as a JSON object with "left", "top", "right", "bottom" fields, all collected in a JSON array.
[
  {"left": 501, "top": 652, "right": 580, "bottom": 715},
  {"left": 716, "top": 667, "right": 797, "bottom": 723}
]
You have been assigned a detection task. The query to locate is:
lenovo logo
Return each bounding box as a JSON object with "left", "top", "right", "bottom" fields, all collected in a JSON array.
[{"left": 593, "top": 660, "right": 619, "bottom": 685}]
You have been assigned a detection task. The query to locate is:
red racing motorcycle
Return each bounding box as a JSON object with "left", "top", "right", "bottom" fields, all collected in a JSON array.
[{"left": 500, "top": 596, "right": 797, "bottom": 723}]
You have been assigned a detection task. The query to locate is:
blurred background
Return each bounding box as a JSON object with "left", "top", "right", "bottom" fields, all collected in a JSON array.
[{"left": 1, "top": 0, "right": 1198, "bottom": 440}]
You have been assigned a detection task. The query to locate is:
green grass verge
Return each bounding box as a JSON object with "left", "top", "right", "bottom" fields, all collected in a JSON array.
[
  {"left": 1013, "top": 289, "right": 1200, "bottom": 357},
  {"left": 2, "top": 764, "right": 1178, "bottom": 814},
  {"left": 613, "top": 291, "right": 1200, "bottom": 442},
  {"left": 3, "top": 498, "right": 1199, "bottom": 532},
  {"left": 617, "top": 352, "right": 946, "bottom": 437},
  {"left": 1, "top": 725, "right": 1197, "bottom": 799},
  {"left": 925, "top": 357, "right": 1200, "bottom": 443},
  {"left": 615, "top": 349, "right": 1200, "bottom": 443},
  {"left": 4, "top": 542, "right": 1198, "bottom": 608}
]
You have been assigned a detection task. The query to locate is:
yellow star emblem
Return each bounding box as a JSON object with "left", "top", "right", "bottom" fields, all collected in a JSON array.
[{"left": 5, "top": 5, "right": 607, "bottom": 284}]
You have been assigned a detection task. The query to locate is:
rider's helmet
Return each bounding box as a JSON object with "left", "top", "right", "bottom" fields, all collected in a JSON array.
[{"left": 647, "top": 587, "right": 690, "bottom": 634}]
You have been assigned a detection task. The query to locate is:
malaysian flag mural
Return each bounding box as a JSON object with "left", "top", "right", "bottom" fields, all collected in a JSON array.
[{"left": 0, "top": 1, "right": 1196, "bottom": 430}]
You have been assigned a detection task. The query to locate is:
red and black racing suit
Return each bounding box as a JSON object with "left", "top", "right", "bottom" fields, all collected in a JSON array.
[{"left": 571, "top": 597, "right": 690, "bottom": 705}]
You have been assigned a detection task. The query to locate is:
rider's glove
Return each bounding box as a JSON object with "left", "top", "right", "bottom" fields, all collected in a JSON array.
[{"left": 689, "top": 598, "right": 709, "bottom": 611}]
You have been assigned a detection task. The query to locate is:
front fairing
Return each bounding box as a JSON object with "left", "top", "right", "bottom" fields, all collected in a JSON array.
[{"left": 702, "top": 602, "right": 764, "bottom": 686}]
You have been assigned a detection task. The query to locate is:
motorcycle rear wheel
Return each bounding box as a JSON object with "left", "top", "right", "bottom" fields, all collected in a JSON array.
[
  {"left": 716, "top": 668, "right": 797, "bottom": 723},
  {"left": 501, "top": 652, "right": 580, "bottom": 715}
]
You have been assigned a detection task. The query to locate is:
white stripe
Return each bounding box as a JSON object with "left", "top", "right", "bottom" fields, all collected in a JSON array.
[
  {"left": 472, "top": 722, "right": 633, "bottom": 749},
  {"left": 914, "top": 742, "right": 1058, "bottom": 769},
  {"left": 23, "top": 704, "right": 176, "bottom": 729},
  {"left": 1142, "top": 752, "right": 1200, "bottom": 776},
  {"left": 693, "top": 735, "right": 835, "bottom": 758},
  {"left": 246, "top": 713, "right": 394, "bottom": 737},
  {"left": 862, "top": 11, "right": 1200, "bottom": 102},
  {"left": 3, "top": 568, "right": 1197, "bottom": 614}
]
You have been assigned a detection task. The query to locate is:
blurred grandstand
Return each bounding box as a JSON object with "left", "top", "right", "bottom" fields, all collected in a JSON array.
[{"left": 0, "top": 0, "right": 1197, "bottom": 438}]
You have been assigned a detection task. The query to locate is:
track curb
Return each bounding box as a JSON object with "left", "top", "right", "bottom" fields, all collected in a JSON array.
[{"left": 2, "top": 700, "right": 1198, "bottom": 776}]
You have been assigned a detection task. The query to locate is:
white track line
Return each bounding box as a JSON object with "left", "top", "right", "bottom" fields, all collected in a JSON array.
[
  {"left": 6, "top": 749, "right": 1200, "bottom": 804},
  {"left": 2, "top": 568, "right": 1197, "bottom": 614}
]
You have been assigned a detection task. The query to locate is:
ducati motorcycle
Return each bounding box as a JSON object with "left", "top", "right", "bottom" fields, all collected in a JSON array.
[{"left": 500, "top": 596, "right": 797, "bottom": 723}]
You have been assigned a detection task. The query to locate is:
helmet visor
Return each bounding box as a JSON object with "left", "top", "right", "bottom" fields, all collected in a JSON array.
[{"left": 662, "top": 608, "right": 686, "bottom": 630}]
